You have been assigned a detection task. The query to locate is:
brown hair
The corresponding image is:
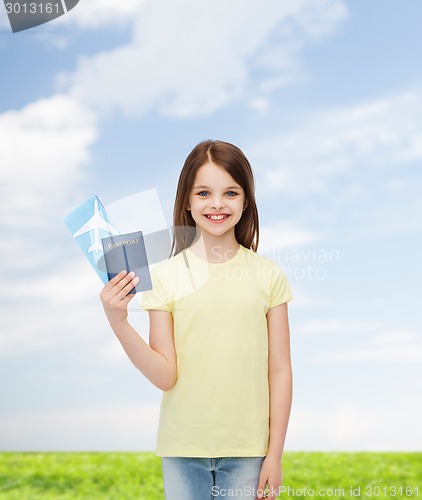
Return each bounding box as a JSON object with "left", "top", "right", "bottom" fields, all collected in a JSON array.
[{"left": 169, "top": 139, "right": 259, "bottom": 257}]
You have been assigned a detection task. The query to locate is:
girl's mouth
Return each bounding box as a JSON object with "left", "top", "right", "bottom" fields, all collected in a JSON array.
[{"left": 204, "top": 214, "right": 230, "bottom": 223}]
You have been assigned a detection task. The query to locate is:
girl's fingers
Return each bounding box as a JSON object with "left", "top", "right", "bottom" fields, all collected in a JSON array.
[
  {"left": 100, "top": 270, "right": 128, "bottom": 299},
  {"left": 118, "top": 275, "right": 140, "bottom": 299},
  {"left": 121, "top": 291, "right": 136, "bottom": 305},
  {"left": 106, "top": 271, "right": 136, "bottom": 296},
  {"left": 100, "top": 272, "right": 140, "bottom": 306},
  {"left": 114, "top": 271, "right": 136, "bottom": 294},
  {"left": 103, "top": 270, "right": 128, "bottom": 291}
]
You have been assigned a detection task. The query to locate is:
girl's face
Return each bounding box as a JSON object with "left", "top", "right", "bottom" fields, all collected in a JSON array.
[{"left": 186, "top": 161, "right": 248, "bottom": 239}]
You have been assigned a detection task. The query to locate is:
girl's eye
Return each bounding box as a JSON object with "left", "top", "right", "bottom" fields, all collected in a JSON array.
[{"left": 197, "top": 191, "right": 238, "bottom": 197}]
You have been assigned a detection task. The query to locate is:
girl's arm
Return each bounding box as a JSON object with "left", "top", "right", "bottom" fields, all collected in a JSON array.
[
  {"left": 266, "top": 301, "right": 293, "bottom": 458},
  {"left": 257, "top": 302, "right": 292, "bottom": 500},
  {"left": 99, "top": 270, "right": 177, "bottom": 391}
]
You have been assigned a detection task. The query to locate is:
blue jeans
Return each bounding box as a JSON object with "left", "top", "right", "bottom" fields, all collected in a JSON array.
[{"left": 161, "top": 456, "right": 266, "bottom": 499}]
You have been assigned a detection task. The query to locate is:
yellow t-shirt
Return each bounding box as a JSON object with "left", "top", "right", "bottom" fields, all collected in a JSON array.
[{"left": 140, "top": 243, "right": 292, "bottom": 458}]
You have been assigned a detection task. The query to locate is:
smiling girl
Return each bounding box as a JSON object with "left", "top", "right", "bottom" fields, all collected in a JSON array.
[{"left": 100, "top": 140, "right": 293, "bottom": 500}]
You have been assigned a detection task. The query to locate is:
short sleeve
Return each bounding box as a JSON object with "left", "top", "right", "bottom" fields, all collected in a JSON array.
[
  {"left": 269, "top": 263, "right": 293, "bottom": 308},
  {"left": 140, "top": 266, "right": 173, "bottom": 313}
]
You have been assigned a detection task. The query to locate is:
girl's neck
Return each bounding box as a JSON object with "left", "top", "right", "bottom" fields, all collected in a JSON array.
[{"left": 189, "top": 234, "right": 240, "bottom": 264}]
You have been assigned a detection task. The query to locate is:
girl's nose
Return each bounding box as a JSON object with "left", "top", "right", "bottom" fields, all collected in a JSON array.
[{"left": 211, "top": 201, "right": 225, "bottom": 209}]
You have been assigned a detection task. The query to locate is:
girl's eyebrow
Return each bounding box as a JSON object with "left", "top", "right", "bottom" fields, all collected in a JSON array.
[{"left": 193, "top": 185, "right": 242, "bottom": 190}]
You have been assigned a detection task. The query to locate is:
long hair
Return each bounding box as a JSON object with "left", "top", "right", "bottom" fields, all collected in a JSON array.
[{"left": 169, "top": 139, "right": 259, "bottom": 258}]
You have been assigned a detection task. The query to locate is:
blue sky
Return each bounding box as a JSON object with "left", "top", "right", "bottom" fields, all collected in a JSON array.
[{"left": 0, "top": 0, "right": 421, "bottom": 452}]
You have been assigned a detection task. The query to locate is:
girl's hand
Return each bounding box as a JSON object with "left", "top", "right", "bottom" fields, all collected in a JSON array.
[
  {"left": 99, "top": 270, "right": 140, "bottom": 327},
  {"left": 256, "top": 454, "right": 282, "bottom": 499}
]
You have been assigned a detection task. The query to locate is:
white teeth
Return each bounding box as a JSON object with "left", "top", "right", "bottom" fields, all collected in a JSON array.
[{"left": 206, "top": 215, "right": 228, "bottom": 220}]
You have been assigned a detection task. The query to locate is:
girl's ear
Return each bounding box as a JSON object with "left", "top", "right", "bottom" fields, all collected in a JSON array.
[{"left": 243, "top": 199, "right": 249, "bottom": 211}]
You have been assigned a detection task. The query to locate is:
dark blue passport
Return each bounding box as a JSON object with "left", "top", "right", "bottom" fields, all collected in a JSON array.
[{"left": 101, "top": 231, "right": 153, "bottom": 294}]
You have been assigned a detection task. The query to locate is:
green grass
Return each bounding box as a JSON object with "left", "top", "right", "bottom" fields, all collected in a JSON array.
[
  {"left": 0, "top": 452, "right": 161, "bottom": 499},
  {"left": 0, "top": 452, "right": 420, "bottom": 499}
]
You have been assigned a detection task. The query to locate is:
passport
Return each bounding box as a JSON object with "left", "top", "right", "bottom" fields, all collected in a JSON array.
[{"left": 101, "top": 231, "right": 153, "bottom": 294}]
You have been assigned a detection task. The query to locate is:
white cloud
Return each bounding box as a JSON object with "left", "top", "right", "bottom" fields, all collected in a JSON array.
[
  {"left": 0, "top": 294, "right": 147, "bottom": 360},
  {"left": 309, "top": 324, "right": 422, "bottom": 363},
  {"left": 58, "top": 0, "right": 145, "bottom": 29},
  {"left": 288, "top": 402, "right": 422, "bottom": 451},
  {"left": 0, "top": 402, "right": 160, "bottom": 451},
  {"left": 372, "top": 330, "right": 419, "bottom": 346},
  {"left": 0, "top": 94, "right": 97, "bottom": 228},
  {"left": 0, "top": 295, "right": 103, "bottom": 358},
  {"left": 0, "top": 260, "right": 149, "bottom": 359},
  {"left": 361, "top": 194, "right": 422, "bottom": 236},
  {"left": 295, "top": 320, "right": 422, "bottom": 363},
  {"left": 249, "top": 97, "right": 271, "bottom": 114},
  {"left": 249, "top": 89, "right": 422, "bottom": 199},
  {"left": 284, "top": 286, "right": 328, "bottom": 308},
  {"left": 59, "top": 0, "right": 348, "bottom": 118},
  {"left": 318, "top": 341, "right": 422, "bottom": 363},
  {"left": 2, "top": 260, "right": 99, "bottom": 304},
  {"left": 299, "top": 319, "right": 384, "bottom": 335},
  {"left": 248, "top": 87, "right": 422, "bottom": 238},
  {"left": 0, "top": 93, "right": 103, "bottom": 361},
  {"left": 0, "top": 94, "right": 102, "bottom": 359},
  {"left": 259, "top": 223, "right": 320, "bottom": 252}
]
